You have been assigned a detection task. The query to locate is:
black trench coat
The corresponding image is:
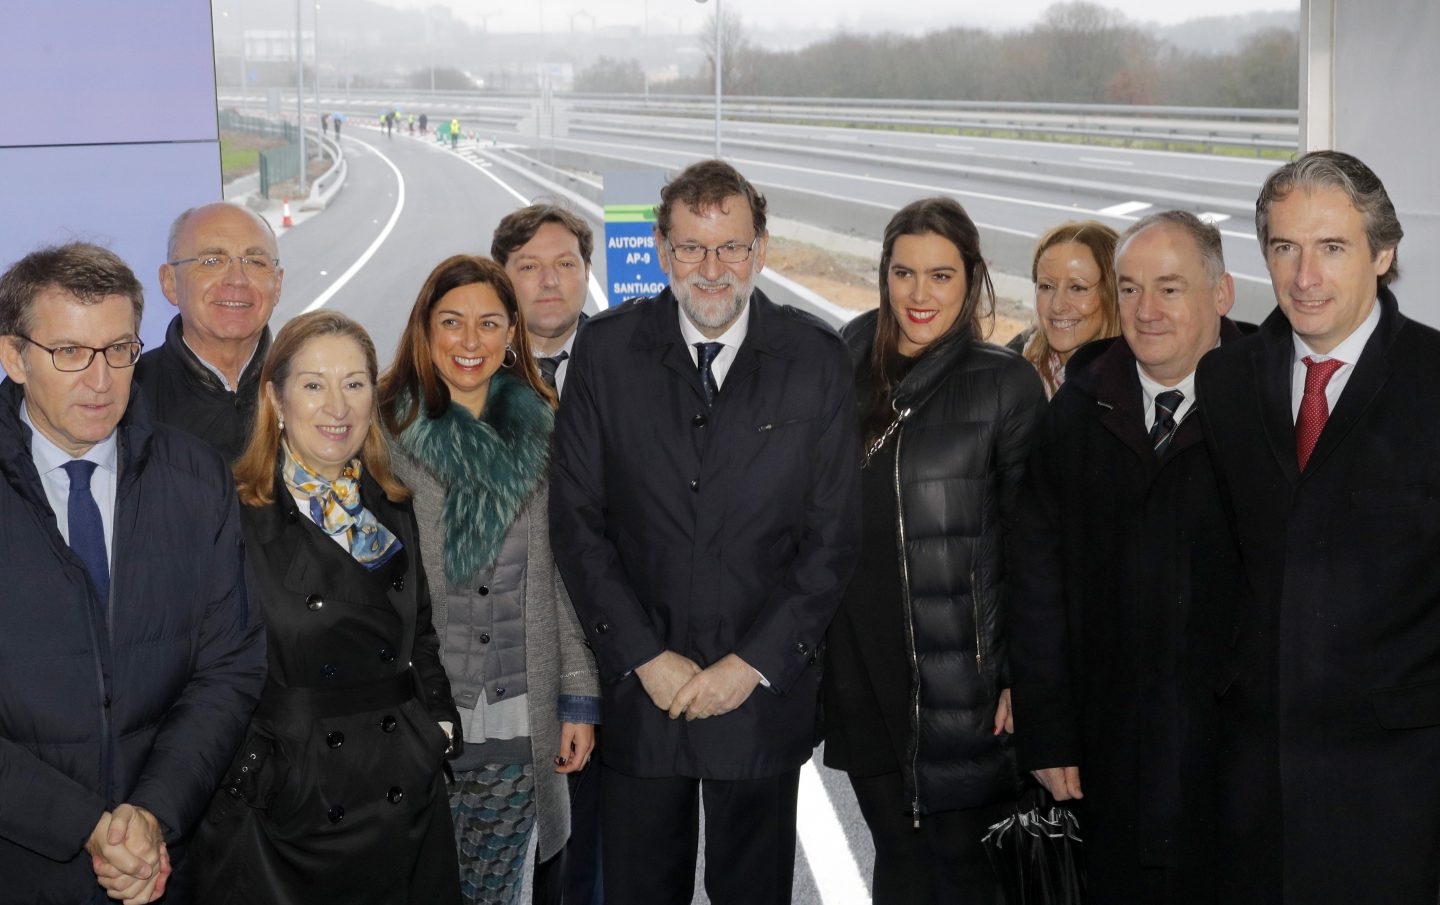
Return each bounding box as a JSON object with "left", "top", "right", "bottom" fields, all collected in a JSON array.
[{"left": 193, "top": 471, "right": 460, "bottom": 905}]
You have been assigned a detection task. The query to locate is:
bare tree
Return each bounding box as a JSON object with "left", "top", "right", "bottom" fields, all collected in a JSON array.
[{"left": 698, "top": 5, "right": 750, "bottom": 93}]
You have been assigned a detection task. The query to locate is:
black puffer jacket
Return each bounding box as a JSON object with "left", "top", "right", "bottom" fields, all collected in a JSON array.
[{"left": 841, "top": 311, "right": 1046, "bottom": 816}]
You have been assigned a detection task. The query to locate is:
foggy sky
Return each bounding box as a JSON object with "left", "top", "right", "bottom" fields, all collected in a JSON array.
[{"left": 373, "top": 0, "right": 1299, "bottom": 35}]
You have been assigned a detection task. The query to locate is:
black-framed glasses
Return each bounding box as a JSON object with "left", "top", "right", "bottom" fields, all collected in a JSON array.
[
  {"left": 18, "top": 336, "right": 144, "bottom": 372},
  {"left": 666, "top": 238, "right": 758, "bottom": 265},
  {"left": 167, "top": 254, "right": 280, "bottom": 276}
]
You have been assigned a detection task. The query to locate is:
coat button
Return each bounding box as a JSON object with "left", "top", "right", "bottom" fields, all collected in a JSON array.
[
  {"left": 495, "top": 687, "right": 506, "bottom": 698},
  {"left": 381, "top": 715, "right": 398, "bottom": 732},
  {"left": 479, "top": 632, "right": 491, "bottom": 644},
  {"left": 387, "top": 786, "right": 404, "bottom": 804},
  {"left": 320, "top": 664, "right": 338, "bottom": 679},
  {"left": 478, "top": 585, "right": 489, "bottom": 596},
  {"left": 392, "top": 575, "right": 405, "bottom": 591},
  {"left": 594, "top": 622, "right": 609, "bottom": 634},
  {"left": 286, "top": 510, "right": 298, "bottom": 524},
  {"left": 327, "top": 805, "right": 345, "bottom": 823},
  {"left": 227, "top": 777, "right": 243, "bottom": 797},
  {"left": 326, "top": 731, "right": 345, "bottom": 748},
  {"left": 379, "top": 647, "right": 396, "bottom": 663},
  {"left": 306, "top": 594, "right": 324, "bottom": 611},
  {"left": 692, "top": 414, "right": 707, "bottom": 428},
  {"left": 794, "top": 641, "right": 809, "bottom": 655},
  {"left": 689, "top": 480, "right": 699, "bottom": 492}
]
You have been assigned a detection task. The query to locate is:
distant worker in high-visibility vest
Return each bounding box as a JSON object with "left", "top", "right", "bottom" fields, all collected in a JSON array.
[{"left": 449, "top": 118, "right": 460, "bottom": 149}]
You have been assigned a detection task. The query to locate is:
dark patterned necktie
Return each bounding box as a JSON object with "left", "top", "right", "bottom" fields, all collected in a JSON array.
[
  {"left": 63, "top": 460, "right": 109, "bottom": 603},
  {"left": 1296, "top": 356, "right": 1343, "bottom": 471},
  {"left": 695, "top": 342, "right": 723, "bottom": 406},
  {"left": 1149, "top": 389, "right": 1185, "bottom": 456},
  {"left": 538, "top": 351, "right": 569, "bottom": 389}
]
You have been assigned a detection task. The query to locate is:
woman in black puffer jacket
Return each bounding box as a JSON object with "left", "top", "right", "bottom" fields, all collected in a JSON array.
[{"left": 822, "top": 197, "right": 1047, "bottom": 904}]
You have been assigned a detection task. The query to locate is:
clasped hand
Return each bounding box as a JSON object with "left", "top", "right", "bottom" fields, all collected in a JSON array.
[
  {"left": 87, "top": 803, "right": 171, "bottom": 905},
  {"left": 635, "top": 650, "right": 761, "bottom": 721}
]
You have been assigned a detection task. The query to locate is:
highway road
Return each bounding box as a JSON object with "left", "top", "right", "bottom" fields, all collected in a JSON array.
[{"left": 271, "top": 111, "right": 1288, "bottom": 902}]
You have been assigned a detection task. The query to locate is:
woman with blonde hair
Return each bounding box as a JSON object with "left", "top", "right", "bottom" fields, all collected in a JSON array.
[
  {"left": 379, "top": 255, "right": 598, "bottom": 905},
  {"left": 196, "top": 310, "right": 461, "bottom": 904},
  {"left": 1010, "top": 220, "right": 1121, "bottom": 396}
]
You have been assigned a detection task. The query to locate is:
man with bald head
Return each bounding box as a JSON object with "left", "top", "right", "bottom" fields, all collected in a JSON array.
[{"left": 136, "top": 202, "right": 283, "bottom": 460}]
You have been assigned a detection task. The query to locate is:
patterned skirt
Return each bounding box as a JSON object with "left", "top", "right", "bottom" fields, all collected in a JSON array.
[{"left": 449, "top": 763, "right": 538, "bottom": 905}]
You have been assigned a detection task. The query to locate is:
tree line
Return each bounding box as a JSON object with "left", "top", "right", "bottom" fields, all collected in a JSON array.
[{"left": 577, "top": 2, "right": 1299, "bottom": 109}]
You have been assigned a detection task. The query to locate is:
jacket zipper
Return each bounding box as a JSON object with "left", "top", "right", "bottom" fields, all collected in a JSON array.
[
  {"left": 892, "top": 425, "right": 923, "bottom": 829},
  {"left": 972, "top": 566, "right": 983, "bottom": 672}
]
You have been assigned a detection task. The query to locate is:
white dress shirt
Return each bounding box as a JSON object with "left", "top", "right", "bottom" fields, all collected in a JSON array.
[
  {"left": 1137, "top": 366, "right": 1199, "bottom": 435},
  {"left": 678, "top": 297, "right": 752, "bottom": 388},
  {"left": 540, "top": 328, "right": 580, "bottom": 397},
  {"left": 1290, "top": 300, "right": 1381, "bottom": 421},
  {"left": 22, "top": 402, "right": 119, "bottom": 567}
]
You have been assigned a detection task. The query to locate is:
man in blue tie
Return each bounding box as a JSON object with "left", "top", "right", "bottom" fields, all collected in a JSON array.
[
  {"left": 549, "top": 160, "right": 861, "bottom": 905},
  {"left": 1010, "top": 211, "right": 1247, "bottom": 904},
  {"left": 0, "top": 242, "right": 265, "bottom": 904}
]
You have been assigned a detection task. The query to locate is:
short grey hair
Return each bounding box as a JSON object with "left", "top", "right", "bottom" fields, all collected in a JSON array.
[
  {"left": 1118, "top": 210, "right": 1226, "bottom": 287},
  {"left": 1255, "top": 150, "right": 1402, "bottom": 287}
]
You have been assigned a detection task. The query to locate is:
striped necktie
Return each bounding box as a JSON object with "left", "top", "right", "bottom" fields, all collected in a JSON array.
[{"left": 1149, "top": 389, "right": 1185, "bottom": 456}]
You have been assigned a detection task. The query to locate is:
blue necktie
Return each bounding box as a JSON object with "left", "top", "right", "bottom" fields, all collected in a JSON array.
[
  {"left": 1149, "top": 389, "right": 1185, "bottom": 457},
  {"left": 63, "top": 460, "right": 109, "bottom": 604},
  {"left": 695, "top": 342, "right": 723, "bottom": 406}
]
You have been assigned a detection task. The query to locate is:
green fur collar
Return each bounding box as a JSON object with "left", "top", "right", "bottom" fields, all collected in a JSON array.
[{"left": 393, "top": 373, "right": 554, "bottom": 585}]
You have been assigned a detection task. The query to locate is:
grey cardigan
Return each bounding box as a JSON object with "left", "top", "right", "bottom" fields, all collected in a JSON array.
[{"left": 389, "top": 441, "right": 600, "bottom": 861}]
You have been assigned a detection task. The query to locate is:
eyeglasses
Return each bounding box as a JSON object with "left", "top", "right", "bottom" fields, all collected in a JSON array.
[
  {"left": 167, "top": 254, "right": 280, "bottom": 276},
  {"left": 666, "top": 238, "right": 758, "bottom": 265},
  {"left": 19, "top": 336, "right": 144, "bottom": 372}
]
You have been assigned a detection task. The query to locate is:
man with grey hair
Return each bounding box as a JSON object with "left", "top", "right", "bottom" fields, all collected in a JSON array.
[
  {"left": 1197, "top": 150, "right": 1440, "bottom": 903},
  {"left": 0, "top": 242, "right": 264, "bottom": 903},
  {"left": 1011, "top": 209, "right": 1246, "bottom": 903},
  {"left": 548, "top": 159, "right": 861, "bottom": 905},
  {"left": 136, "top": 201, "right": 282, "bottom": 461}
]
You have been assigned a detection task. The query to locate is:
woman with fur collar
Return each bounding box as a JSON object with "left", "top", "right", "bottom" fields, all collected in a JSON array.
[{"left": 379, "top": 255, "right": 600, "bottom": 905}]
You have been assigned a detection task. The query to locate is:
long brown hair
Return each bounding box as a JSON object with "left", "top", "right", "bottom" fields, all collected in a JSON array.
[
  {"left": 379, "top": 255, "right": 554, "bottom": 435},
  {"left": 233, "top": 310, "right": 409, "bottom": 507},
  {"left": 868, "top": 197, "right": 994, "bottom": 410},
  {"left": 1023, "top": 220, "right": 1120, "bottom": 396}
]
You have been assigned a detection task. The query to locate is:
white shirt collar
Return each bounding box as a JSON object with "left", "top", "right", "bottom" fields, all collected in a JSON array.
[
  {"left": 20, "top": 400, "right": 119, "bottom": 476},
  {"left": 678, "top": 295, "right": 751, "bottom": 352},
  {"left": 1292, "top": 299, "right": 1381, "bottom": 366}
]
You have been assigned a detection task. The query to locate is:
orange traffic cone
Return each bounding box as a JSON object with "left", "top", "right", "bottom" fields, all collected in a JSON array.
[{"left": 282, "top": 198, "right": 293, "bottom": 228}]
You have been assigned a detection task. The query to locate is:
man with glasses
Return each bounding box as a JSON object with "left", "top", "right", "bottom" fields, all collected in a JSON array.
[
  {"left": 137, "top": 202, "right": 283, "bottom": 461},
  {"left": 0, "top": 243, "right": 265, "bottom": 903},
  {"left": 549, "top": 160, "right": 861, "bottom": 905}
]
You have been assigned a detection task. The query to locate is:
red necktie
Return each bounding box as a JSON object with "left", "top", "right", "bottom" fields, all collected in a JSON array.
[{"left": 1296, "top": 356, "right": 1344, "bottom": 471}]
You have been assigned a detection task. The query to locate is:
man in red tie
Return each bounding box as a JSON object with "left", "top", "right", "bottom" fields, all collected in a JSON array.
[{"left": 1197, "top": 150, "right": 1440, "bottom": 905}]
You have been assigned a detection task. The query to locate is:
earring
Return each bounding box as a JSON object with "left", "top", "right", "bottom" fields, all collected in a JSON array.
[
  {"left": 502, "top": 345, "right": 517, "bottom": 369},
  {"left": 278, "top": 415, "right": 285, "bottom": 432}
]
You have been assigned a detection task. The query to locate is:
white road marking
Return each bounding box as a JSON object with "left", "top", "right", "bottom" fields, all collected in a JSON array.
[
  {"left": 442, "top": 145, "right": 612, "bottom": 310},
  {"left": 1198, "top": 211, "right": 1232, "bottom": 224},
  {"left": 1081, "top": 156, "right": 1134, "bottom": 167},
  {"left": 1099, "top": 200, "right": 1153, "bottom": 216},
  {"left": 797, "top": 761, "right": 869, "bottom": 904},
  {"left": 303, "top": 135, "right": 405, "bottom": 313}
]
